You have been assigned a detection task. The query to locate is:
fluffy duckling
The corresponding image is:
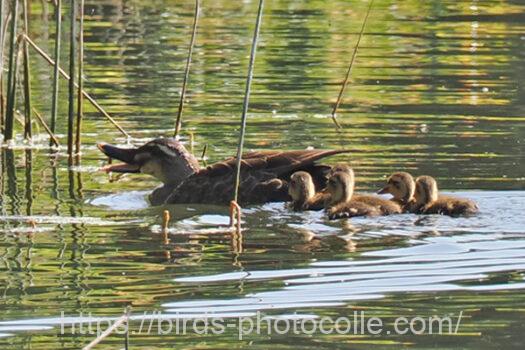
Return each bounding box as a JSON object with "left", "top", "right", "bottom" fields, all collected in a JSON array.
[
  {"left": 325, "top": 171, "right": 381, "bottom": 219},
  {"left": 414, "top": 176, "right": 478, "bottom": 216},
  {"left": 377, "top": 172, "right": 418, "bottom": 213},
  {"left": 288, "top": 171, "right": 327, "bottom": 211},
  {"left": 329, "top": 164, "right": 401, "bottom": 215}
]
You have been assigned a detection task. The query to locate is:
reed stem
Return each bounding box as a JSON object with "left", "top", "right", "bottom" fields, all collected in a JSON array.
[
  {"left": 50, "top": 0, "right": 61, "bottom": 140},
  {"left": 24, "top": 35, "right": 130, "bottom": 138},
  {"left": 330, "top": 0, "right": 374, "bottom": 129},
  {"left": 1, "top": 8, "right": 12, "bottom": 129},
  {"left": 0, "top": 0, "right": 5, "bottom": 126},
  {"left": 173, "top": 0, "right": 200, "bottom": 138},
  {"left": 82, "top": 306, "right": 131, "bottom": 350},
  {"left": 67, "top": 0, "right": 76, "bottom": 159},
  {"left": 233, "top": 0, "right": 264, "bottom": 203},
  {"left": 22, "top": 0, "right": 31, "bottom": 139},
  {"left": 4, "top": 0, "right": 18, "bottom": 141},
  {"left": 32, "top": 107, "right": 59, "bottom": 146},
  {"left": 75, "top": 0, "right": 83, "bottom": 157}
]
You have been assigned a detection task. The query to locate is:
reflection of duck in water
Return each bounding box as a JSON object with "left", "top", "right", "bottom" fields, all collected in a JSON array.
[
  {"left": 98, "top": 138, "right": 348, "bottom": 206},
  {"left": 414, "top": 176, "right": 478, "bottom": 216}
]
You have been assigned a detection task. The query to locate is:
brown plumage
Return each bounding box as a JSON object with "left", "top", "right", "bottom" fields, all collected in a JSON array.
[
  {"left": 325, "top": 171, "right": 381, "bottom": 219},
  {"left": 414, "top": 176, "right": 479, "bottom": 216},
  {"left": 98, "top": 138, "right": 349, "bottom": 206}
]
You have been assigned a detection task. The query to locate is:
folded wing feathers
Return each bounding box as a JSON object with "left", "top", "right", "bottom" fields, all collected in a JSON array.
[{"left": 199, "top": 149, "right": 349, "bottom": 178}]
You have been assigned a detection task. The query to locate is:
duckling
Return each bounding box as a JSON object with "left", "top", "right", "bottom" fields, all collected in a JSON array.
[
  {"left": 377, "top": 172, "right": 418, "bottom": 213},
  {"left": 325, "top": 171, "right": 381, "bottom": 219},
  {"left": 329, "top": 164, "right": 401, "bottom": 214},
  {"left": 288, "top": 171, "right": 327, "bottom": 211},
  {"left": 414, "top": 176, "right": 478, "bottom": 216}
]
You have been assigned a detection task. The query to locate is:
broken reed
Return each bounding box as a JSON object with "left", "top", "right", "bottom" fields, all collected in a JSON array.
[
  {"left": 4, "top": 0, "right": 18, "bottom": 141},
  {"left": 173, "top": 0, "right": 200, "bottom": 138},
  {"left": 24, "top": 35, "right": 130, "bottom": 138},
  {"left": 330, "top": 0, "right": 374, "bottom": 129}
]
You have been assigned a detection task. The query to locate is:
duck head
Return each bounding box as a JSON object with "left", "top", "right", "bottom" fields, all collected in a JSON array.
[
  {"left": 289, "top": 171, "right": 316, "bottom": 208},
  {"left": 377, "top": 172, "right": 415, "bottom": 203},
  {"left": 414, "top": 175, "right": 439, "bottom": 206},
  {"left": 326, "top": 169, "right": 355, "bottom": 206},
  {"left": 98, "top": 138, "right": 200, "bottom": 186}
]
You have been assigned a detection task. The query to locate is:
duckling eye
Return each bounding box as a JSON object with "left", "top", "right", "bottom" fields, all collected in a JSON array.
[{"left": 290, "top": 180, "right": 296, "bottom": 186}]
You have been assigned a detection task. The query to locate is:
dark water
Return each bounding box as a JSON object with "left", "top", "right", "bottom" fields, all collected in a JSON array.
[{"left": 0, "top": 0, "right": 524, "bottom": 348}]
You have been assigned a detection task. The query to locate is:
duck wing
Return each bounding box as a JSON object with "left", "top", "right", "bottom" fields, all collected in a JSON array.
[{"left": 166, "top": 149, "right": 349, "bottom": 205}]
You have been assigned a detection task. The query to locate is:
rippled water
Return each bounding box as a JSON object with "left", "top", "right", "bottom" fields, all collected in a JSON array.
[{"left": 0, "top": 0, "right": 524, "bottom": 349}]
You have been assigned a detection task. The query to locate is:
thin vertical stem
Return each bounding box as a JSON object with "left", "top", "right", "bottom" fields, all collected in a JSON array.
[
  {"left": 22, "top": 0, "right": 31, "bottom": 139},
  {"left": 75, "top": 0, "right": 83, "bottom": 157},
  {"left": 0, "top": 0, "right": 5, "bottom": 126},
  {"left": 67, "top": 0, "right": 76, "bottom": 159},
  {"left": 233, "top": 0, "right": 264, "bottom": 202},
  {"left": 330, "top": 0, "right": 374, "bottom": 129},
  {"left": 1, "top": 10, "right": 12, "bottom": 129},
  {"left": 50, "top": 0, "right": 61, "bottom": 140},
  {"left": 4, "top": 0, "right": 18, "bottom": 141},
  {"left": 173, "top": 0, "right": 200, "bottom": 138}
]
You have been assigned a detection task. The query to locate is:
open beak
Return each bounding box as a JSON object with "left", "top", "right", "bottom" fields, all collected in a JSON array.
[
  {"left": 98, "top": 143, "right": 141, "bottom": 173},
  {"left": 377, "top": 185, "right": 390, "bottom": 195}
]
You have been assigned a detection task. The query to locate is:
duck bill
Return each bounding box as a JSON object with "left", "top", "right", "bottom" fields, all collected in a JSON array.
[
  {"left": 98, "top": 143, "right": 140, "bottom": 173},
  {"left": 377, "top": 186, "right": 390, "bottom": 195}
]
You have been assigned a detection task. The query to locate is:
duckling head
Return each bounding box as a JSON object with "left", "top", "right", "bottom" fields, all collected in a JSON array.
[
  {"left": 378, "top": 172, "right": 415, "bottom": 203},
  {"left": 289, "top": 171, "right": 316, "bottom": 204},
  {"left": 326, "top": 169, "right": 355, "bottom": 205},
  {"left": 328, "top": 163, "right": 352, "bottom": 177},
  {"left": 414, "top": 175, "right": 439, "bottom": 206}
]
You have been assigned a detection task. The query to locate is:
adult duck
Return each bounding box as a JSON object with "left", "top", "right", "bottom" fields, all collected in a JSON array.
[{"left": 98, "top": 138, "right": 348, "bottom": 206}]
